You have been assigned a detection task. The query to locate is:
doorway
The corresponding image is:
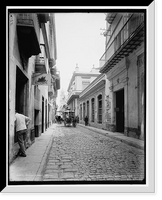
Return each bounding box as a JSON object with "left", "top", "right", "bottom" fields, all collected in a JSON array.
[
  {"left": 87, "top": 100, "right": 89, "bottom": 119},
  {"left": 45, "top": 99, "right": 47, "bottom": 130},
  {"left": 115, "top": 89, "right": 124, "bottom": 133},
  {"left": 42, "top": 96, "right": 44, "bottom": 133},
  {"left": 15, "top": 66, "right": 28, "bottom": 114},
  {"left": 34, "top": 109, "right": 39, "bottom": 137}
]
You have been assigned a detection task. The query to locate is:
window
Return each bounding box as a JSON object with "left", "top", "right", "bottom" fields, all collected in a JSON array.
[
  {"left": 98, "top": 95, "right": 102, "bottom": 123},
  {"left": 83, "top": 102, "right": 86, "bottom": 120},
  {"left": 87, "top": 100, "right": 89, "bottom": 119},
  {"left": 80, "top": 104, "right": 82, "bottom": 120},
  {"left": 114, "top": 32, "right": 122, "bottom": 52},
  {"left": 123, "top": 14, "right": 130, "bottom": 42},
  {"left": 91, "top": 98, "right": 95, "bottom": 122}
]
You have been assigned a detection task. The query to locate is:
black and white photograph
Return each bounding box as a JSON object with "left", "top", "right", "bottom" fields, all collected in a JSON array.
[{"left": 4, "top": 3, "right": 156, "bottom": 194}]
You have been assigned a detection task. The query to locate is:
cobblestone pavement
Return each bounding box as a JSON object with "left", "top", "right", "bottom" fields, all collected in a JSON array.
[{"left": 42, "top": 124, "right": 145, "bottom": 182}]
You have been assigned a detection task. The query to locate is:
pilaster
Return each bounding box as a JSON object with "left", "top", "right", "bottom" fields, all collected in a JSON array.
[{"left": 124, "top": 56, "right": 130, "bottom": 136}]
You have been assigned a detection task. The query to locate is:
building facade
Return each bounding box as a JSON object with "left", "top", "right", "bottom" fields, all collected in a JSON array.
[
  {"left": 99, "top": 13, "right": 145, "bottom": 140},
  {"left": 9, "top": 13, "right": 59, "bottom": 163},
  {"left": 67, "top": 66, "right": 100, "bottom": 116},
  {"left": 79, "top": 74, "right": 106, "bottom": 129}
]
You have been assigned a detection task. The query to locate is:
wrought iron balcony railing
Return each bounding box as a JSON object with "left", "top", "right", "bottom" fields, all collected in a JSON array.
[
  {"left": 100, "top": 14, "right": 144, "bottom": 73},
  {"left": 35, "top": 57, "right": 45, "bottom": 65},
  {"left": 105, "top": 13, "right": 117, "bottom": 24},
  {"left": 35, "top": 56, "right": 46, "bottom": 73}
]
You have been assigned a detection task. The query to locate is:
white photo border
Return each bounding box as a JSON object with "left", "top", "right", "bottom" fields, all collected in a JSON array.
[{"left": 4, "top": 3, "right": 155, "bottom": 193}]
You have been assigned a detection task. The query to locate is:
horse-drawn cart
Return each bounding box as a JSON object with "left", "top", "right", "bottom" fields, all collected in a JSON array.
[{"left": 62, "top": 110, "right": 76, "bottom": 127}]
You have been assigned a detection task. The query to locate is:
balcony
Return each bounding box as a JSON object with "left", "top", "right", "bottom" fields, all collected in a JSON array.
[
  {"left": 100, "top": 14, "right": 144, "bottom": 73},
  {"left": 35, "top": 44, "right": 48, "bottom": 73},
  {"left": 35, "top": 57, "right": 47, "bottom": 73},
  {"left": 49, "top": 58, "right": 56, "bottom": 68},
  {"left": 105, "top": 13, "right": 117, "bottom": 24},
  {"left": 17, "top": 14, "right": 34, "bottom": 26},
  {"left": 17, "top": 14, "right": 41, "bottom": 58}
]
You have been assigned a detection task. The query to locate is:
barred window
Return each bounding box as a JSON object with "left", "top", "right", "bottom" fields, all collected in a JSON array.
[
  {"left": 83, "top": 102, "right": 85, "bottom": 120},
  {"left": 80, "top": 104, "right": 82, "bottom": 120},
  {"left": 87, "top": 100, "right": 89, "bottom": 119},
  {"left": 98, "top": 95, "right": 102, "bottom": 123},
  {"left": 91, "top": 98, "right": 95, "bottom": 122}
]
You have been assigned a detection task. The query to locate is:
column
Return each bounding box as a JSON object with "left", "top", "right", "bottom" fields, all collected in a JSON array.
[
  {"left": 108, "top": 81, "right": 115, "bottom": 132},
  {"left": 123, "top": 57, "right": 130, "bottom": 136}
]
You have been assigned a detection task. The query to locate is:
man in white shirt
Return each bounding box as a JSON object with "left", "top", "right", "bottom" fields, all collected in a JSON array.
[{"left": 15, "top": 112, "right": 30, "bottom": 157}]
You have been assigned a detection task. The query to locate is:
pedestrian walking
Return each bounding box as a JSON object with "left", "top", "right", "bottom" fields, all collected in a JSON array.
[
  {"left": 72, "top": 116, "right": 77, "bottom": 127},
  {"left": 76, "top": 116, "right": 79, "bottom": 123},
  {"left": 84, "top": 116, "right": 88, "bottom": 126},
  {"left": 15, "top": 112, "right": 30, "bottom": 157}
]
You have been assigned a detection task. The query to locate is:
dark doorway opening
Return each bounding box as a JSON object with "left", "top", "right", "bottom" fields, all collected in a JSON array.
[
  {"left": 48, "top": 103, "right": 50, "bottom": 127},
  {"left": 87, "top": 100, "right": 89, "bottom": 119},
  {"left": 45, "top": 99, "right": 47, "bottom": 130},
  {"left": 115, "top": 89, "right": 124, "bottom": 133},
  {"left": 42, "top": 96, "right": 44, "bottom": 133},
  {"left": 34, "top": 109, "right": 39, "bottom": 137},
  {"left": 15, "top": 67, "right": 28, "bottom": 114}
]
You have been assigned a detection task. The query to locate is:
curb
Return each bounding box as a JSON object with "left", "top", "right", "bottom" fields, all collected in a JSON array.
[
  {"left": 33, "top": 132, "right": 54, "bottom": 181},
  {"left": 78, "top": 124, "right": 144, "bottom": 150},
  {"left": 9, "top": 125, "right": 56, "bottom": 182}
]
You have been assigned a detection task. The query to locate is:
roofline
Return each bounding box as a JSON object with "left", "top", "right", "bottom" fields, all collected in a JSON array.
[
  {"left": 67, "top": 71, "right": 100, "bottom": 92},
  {"left": 79, "top": 73, "right": 105, "bottom": 98},
  {"left": 67, "top": 93, "right": 80, "bottom": 105}
]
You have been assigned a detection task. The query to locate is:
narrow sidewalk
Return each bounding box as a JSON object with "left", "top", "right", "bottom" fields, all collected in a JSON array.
[
  {"left": 9, "top": 124, "right": 56, "bottom": 182},
  {"left": 78, "top": 124, "right": 144, "bottom": 150}
]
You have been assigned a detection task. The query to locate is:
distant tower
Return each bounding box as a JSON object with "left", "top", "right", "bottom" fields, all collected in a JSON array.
[{"left": 75, "top": 63, "right": 79, "bottom": 72}]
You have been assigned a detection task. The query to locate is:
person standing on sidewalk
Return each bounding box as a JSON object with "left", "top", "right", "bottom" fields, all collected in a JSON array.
[
  {"left": 15, "top": 112, "right": 31, "bottom": 157},
  {"left": 84, "top": 116, "right": 88, "bottom": 126}
]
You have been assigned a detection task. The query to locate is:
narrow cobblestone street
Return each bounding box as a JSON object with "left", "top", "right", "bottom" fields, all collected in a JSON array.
[{"left": 42, "top": 124, "right": 145, "bottom": 182}]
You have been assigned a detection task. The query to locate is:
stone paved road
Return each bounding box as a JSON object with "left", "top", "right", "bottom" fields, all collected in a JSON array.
[{"left": 42, "top": 124, "right": 145, "bottom": 182}]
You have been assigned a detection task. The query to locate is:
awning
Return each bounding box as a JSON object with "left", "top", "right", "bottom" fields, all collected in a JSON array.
[{"left": 17, "top": 20, "right": 41, "bottom": 58}]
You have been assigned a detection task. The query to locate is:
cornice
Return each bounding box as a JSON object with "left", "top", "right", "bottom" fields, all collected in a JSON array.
[
  {"left": 79, "top": 74, "right": 106, "bottom": 99},
  {"left": 67, "top": 71, "right": 100, "bottom": 92}
]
